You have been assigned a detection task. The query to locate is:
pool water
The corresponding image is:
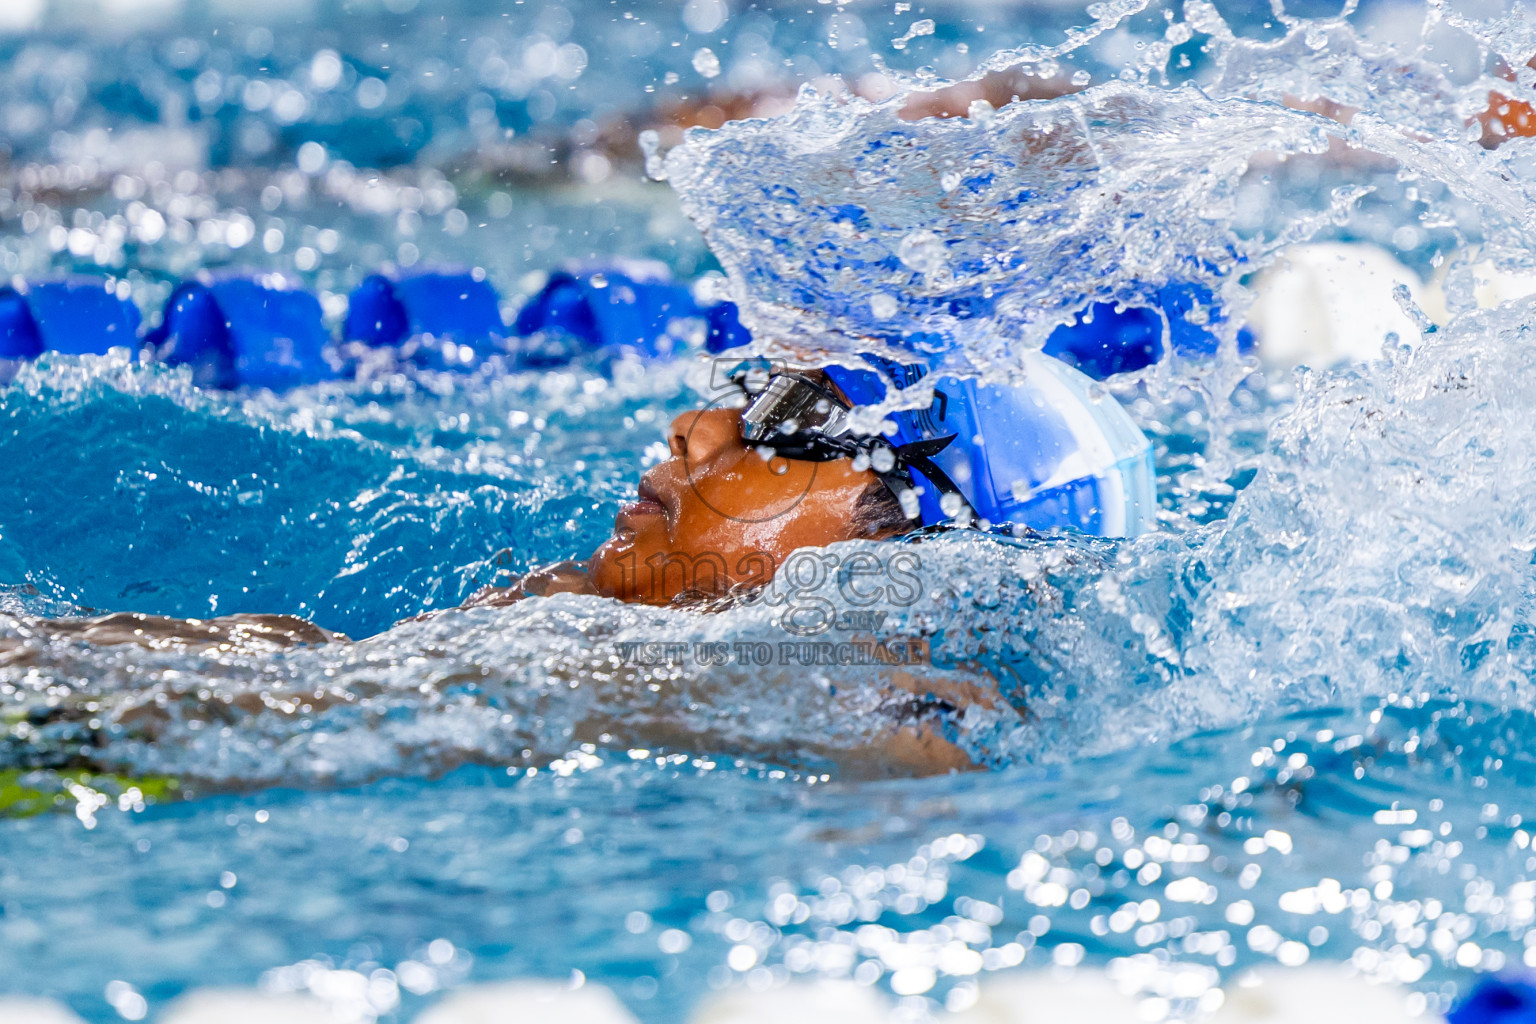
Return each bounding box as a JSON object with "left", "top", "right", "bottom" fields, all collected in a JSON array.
[{"left": 5, "top": 0, "right": 1536, "bottom": 1021}]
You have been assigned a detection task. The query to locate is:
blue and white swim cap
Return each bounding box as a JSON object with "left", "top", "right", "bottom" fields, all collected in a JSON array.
[{"left": 823, "top": 349, "right": 1157, "bottom": 538}]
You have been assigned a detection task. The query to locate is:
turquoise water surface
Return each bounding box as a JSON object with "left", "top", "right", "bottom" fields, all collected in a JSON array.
[{"left": 6, "top": 1, "right": 1536, "bottom": 1021}]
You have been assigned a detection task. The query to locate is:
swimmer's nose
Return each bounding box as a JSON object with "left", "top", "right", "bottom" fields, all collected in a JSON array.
[{"left": 668, "top": 408, "right": 742, "bottom": 462}]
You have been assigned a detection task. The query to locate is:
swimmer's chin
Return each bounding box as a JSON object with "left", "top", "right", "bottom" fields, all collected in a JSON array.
[{"left": 585, "top": 535, "right": 640, "bottom": 602}]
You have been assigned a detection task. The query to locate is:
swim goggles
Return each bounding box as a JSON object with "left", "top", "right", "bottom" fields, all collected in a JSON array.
[{"left": 728, "top": 365, "right": 974, "bottom": 521}]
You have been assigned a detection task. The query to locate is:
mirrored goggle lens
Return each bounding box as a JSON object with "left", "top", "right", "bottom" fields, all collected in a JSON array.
[{"left": 740, "top": 375, "right": 848, "bottom": 443}]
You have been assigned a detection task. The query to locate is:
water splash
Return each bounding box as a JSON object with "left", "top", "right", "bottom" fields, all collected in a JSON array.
[{"left": 664, "top": 81, "right": 1330, "bottom": 372}]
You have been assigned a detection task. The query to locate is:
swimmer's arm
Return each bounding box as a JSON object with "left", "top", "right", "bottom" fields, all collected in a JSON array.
[
  {"left": 560, "top": 660, "right": 1002, "bottom": 779},
  {"left": 882, "top": 666, "right": 1001, "bottom": 714},
  {"left": 866, "top": 665, "right": 1003, "bottom": 775},
  {"left": 4, "top": 558, "right": 598, "bottom": 654},
  {"left": 461, "top": 560, "right": 596, "bottom": 608},
  {"left": 0, "top": 611, "right": 346, "bottom": 659},
  {"left": 857, "top": 722, "right": 982, "bottom": 775}
]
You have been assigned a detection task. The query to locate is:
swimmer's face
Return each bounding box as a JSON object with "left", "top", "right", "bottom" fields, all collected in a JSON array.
[{"left": 587, "top": 407, "right": 890, "bottom": 605}]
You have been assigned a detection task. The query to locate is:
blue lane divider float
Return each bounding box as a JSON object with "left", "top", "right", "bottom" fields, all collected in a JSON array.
[
  {"left": 506, "top": 269, "right": 1248, "bottom": 379},
  {"left": 703, "top": 299, "right": 752, "bottom": 354},
  {"left": 0, "top": 266, "right": 1250, "bottom": 390},
  {"left": 344, "top": 267, "right": 506, "bottom": 369},
  {"left": 148, "top": 275, "right": 333, "bottom": 390},
  {"left": 1449, "top": 976, "right": 1536, "bottom": 1024},
  {"left": 694, "top": 279, "right": 1247, "bottom": 380},
  {"left": 511, "top": 264, "right": 715, "bottom": 365},
  {"left": 0, "top": 278, "right": 142, "bottom": 361},
  {"left": 1041, "top": 283, "right": 1254, "bottom": 378}
]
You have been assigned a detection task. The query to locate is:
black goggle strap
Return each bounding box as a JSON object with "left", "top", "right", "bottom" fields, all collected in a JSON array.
[{"left": 755, "top": 431, "right": 974, "bottom": 523}]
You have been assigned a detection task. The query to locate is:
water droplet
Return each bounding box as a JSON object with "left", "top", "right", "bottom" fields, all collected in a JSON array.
[
  {"left": 692, "top": 47, "right": 721, "bottom": 79},
  {"left": 897, "top": 229, "right": 951, "bottom": 283}
]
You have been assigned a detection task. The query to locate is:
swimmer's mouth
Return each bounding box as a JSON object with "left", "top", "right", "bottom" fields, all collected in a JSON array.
[{"left": 618, "top": 478, "right": 667, "bottom": 521}]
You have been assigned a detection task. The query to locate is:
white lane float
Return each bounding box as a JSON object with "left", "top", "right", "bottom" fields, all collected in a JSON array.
[
  {"left": 0, "top": 997, "right": 88, "bottom": 1024},
  {"left": 158, "top": 989, "right": 338, "bottom": 1024},
  {"left": 947, "top": 970, "right": 1146, "bottom": 1023},
  {"left": 414, "top": 980, "right": 638, "bottom": 1024},
  {"left": 1208, "top": 965, "right": 1426, "bottom": 1024},
  {"left": 1246, "top": 242, "right": 1430, "bottom": 369},
  {"left": 689, "top": 980, "right": 892, "bottom": 1024}
]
